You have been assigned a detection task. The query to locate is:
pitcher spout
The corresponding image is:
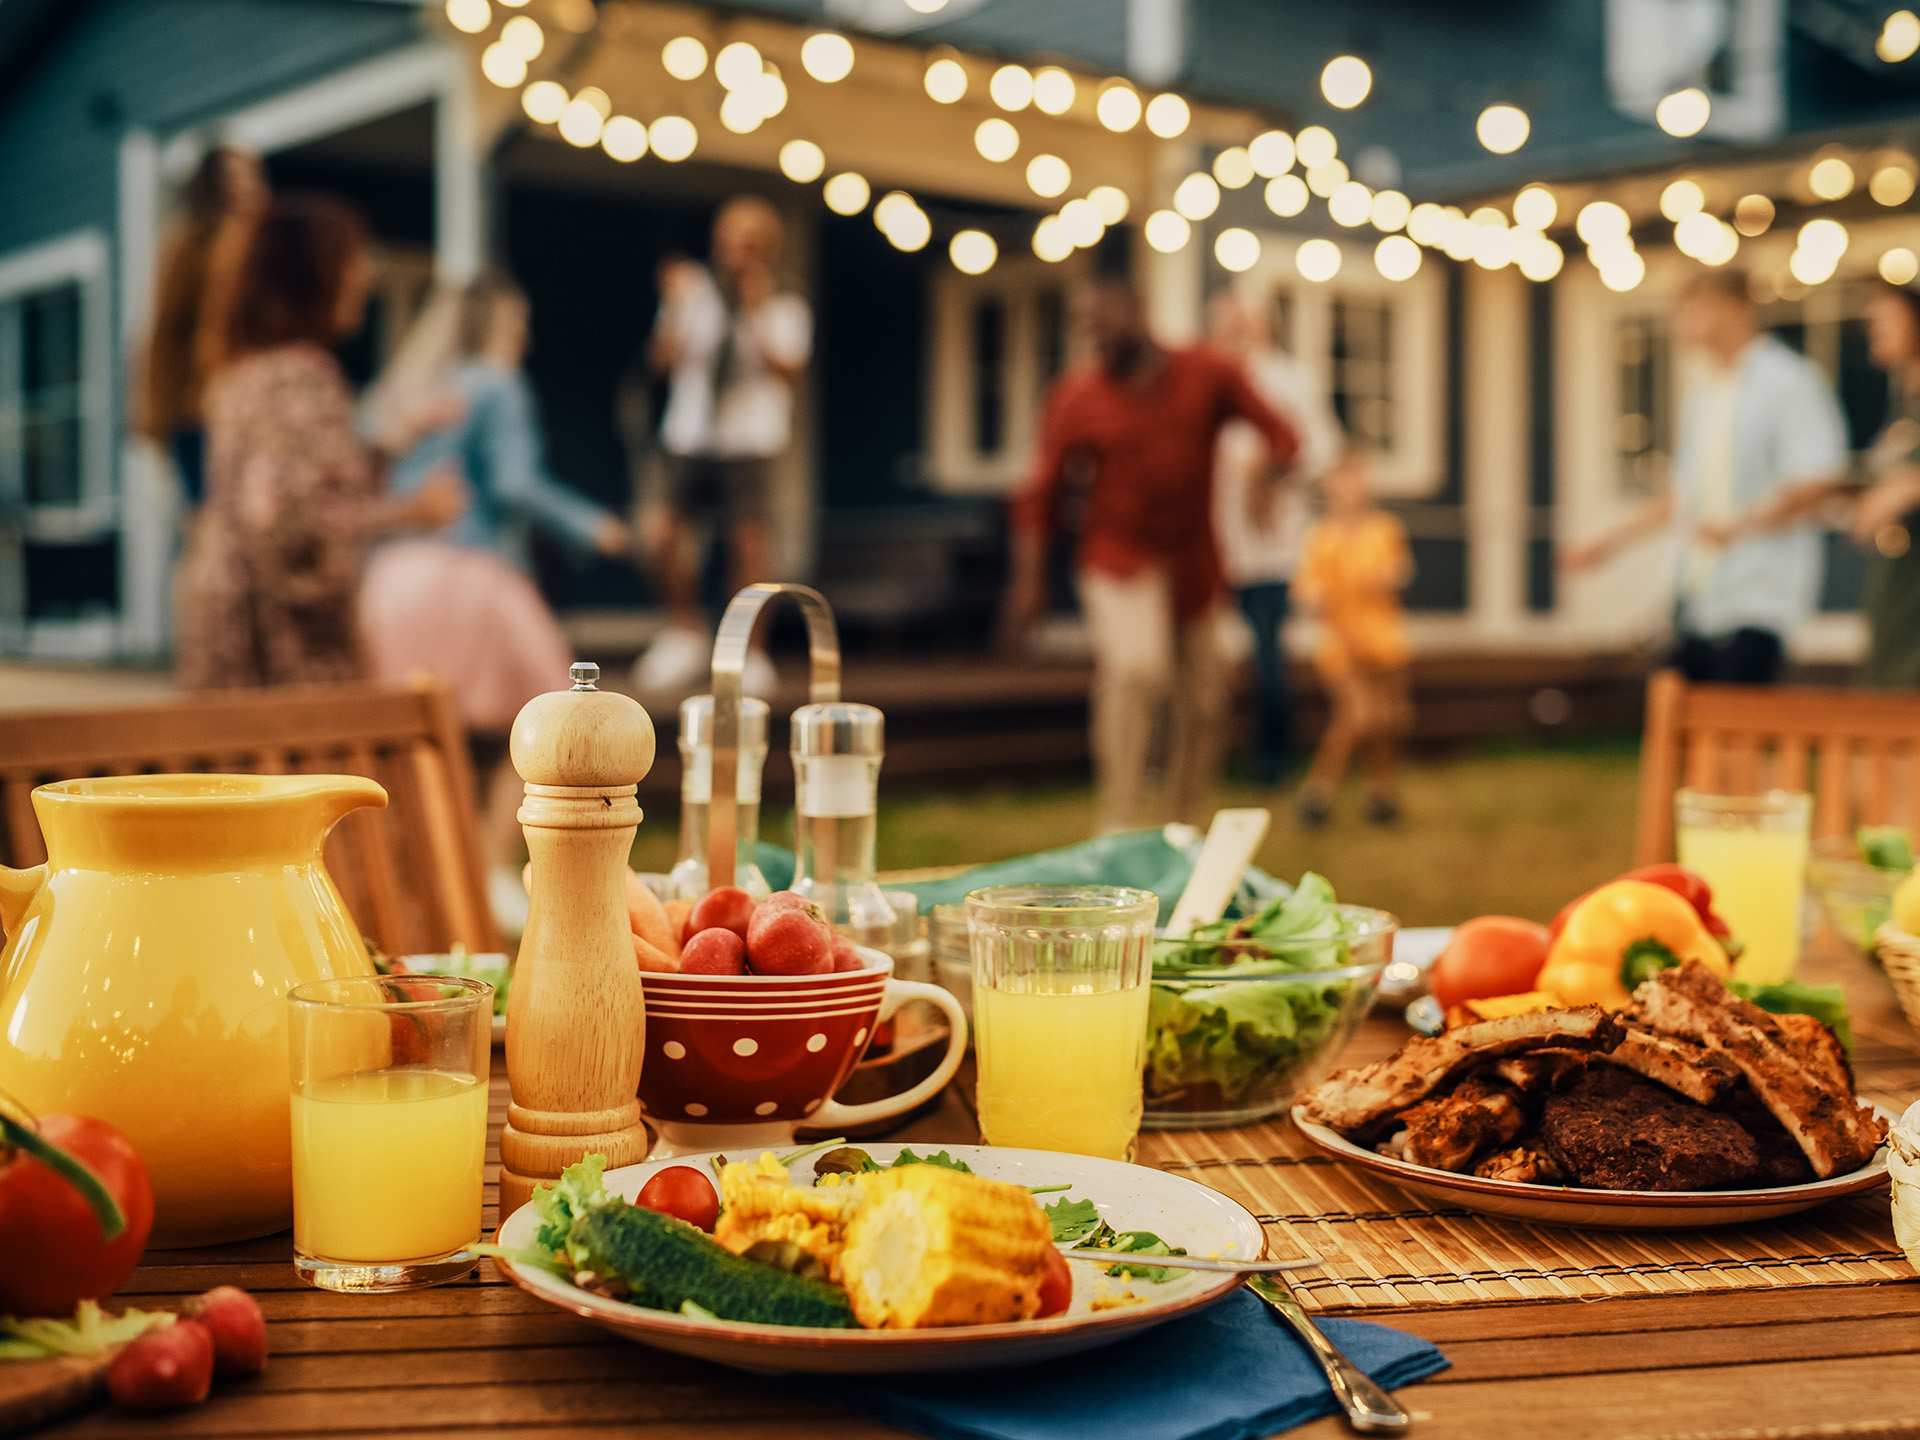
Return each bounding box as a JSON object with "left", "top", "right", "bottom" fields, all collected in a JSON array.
[{"left": 288, "top": 775, "right": 390, "bottom": 835}]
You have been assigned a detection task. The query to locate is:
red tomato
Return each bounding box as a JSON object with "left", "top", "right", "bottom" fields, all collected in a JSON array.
[
  {"left": 0, "top": 1113, "right": 155, "bottom": 1316},
  {"left": 1429, "top": 917, "right": 1552, "bottom": 1008},
  {"left": 635, "top": 1166, "right": 720, "bottom": 1231},
  {"left": 1034, "top": 1245, "right": 1072, "bottom": 1319}
]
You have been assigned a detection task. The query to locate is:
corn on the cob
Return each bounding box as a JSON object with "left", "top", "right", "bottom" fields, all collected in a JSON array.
[
  {"left": 713, "top": 1154, "right": 859, "bottom": 1274},
  {"left": 837, "top": 1166, "right": 1054, "bottom": 1329}
]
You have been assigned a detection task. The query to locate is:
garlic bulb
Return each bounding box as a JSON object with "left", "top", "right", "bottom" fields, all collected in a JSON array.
[{"left": 1891, "top": 1100, "right": 1920, "bottom": 1272}]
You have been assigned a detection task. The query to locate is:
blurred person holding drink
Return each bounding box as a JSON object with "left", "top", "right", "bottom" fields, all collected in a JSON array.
[
  {"left": 639, "top": 197, "right": 812, "bottom": 694},
  {"left": 1004, "top": 279, "right": 1299, "bottom": 833},
  {"left": 1293, "top": 454, "right": 1413, "bottom": 827},
  {"left": 175, "top": 195, "right": 465, "bottom": 689},
  {"left": 1207, "top": 291, "right": 1346, "bottom": 785},
  {"left": 1560, "top": 269, "right": 1847, "bottom": 684}
]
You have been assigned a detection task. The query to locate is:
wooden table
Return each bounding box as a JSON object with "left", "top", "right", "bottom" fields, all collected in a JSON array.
[{"left": 39, "top": 942, "right": 1920, "bottom": 1440}]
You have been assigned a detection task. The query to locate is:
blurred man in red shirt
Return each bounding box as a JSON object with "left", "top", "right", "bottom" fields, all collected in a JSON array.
[{"left": 1004, "top": 280, "right": 1300, "bottom": 831}]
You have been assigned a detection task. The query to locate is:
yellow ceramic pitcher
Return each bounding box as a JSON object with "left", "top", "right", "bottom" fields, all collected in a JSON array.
[{"left": 0, "top": 774, "right": 386, "bottom": 1246}]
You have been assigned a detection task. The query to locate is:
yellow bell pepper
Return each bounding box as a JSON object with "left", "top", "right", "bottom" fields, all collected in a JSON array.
[{"left": 1536, "top": 879, "right": 1730, "bottom": 1008}]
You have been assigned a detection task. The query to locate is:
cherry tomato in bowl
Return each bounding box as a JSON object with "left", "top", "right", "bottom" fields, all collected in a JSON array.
[{"left": 635, "top": 1166, "right": 721, "bottom": 1232}]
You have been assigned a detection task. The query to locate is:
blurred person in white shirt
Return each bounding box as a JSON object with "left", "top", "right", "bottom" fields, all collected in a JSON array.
[
  {"left": 1207, "top": 292, "right": 1345, "bottom": 783},
  {"left": 640, "top": 196, "right": 811, "bottom": 692},
  {"left": 1561, "top": 269, "right": 1847, "bottom": 684}
]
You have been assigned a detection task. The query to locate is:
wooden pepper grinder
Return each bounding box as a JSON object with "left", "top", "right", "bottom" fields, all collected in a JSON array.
[{"left": 499, "top": 661, "right": 654, "bottom": 1218}]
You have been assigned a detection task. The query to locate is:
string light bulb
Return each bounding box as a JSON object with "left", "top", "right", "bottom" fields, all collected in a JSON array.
[
  {"left": 714, "top": 41, "right": 762, "bottom": 90},
  {"left": 1808, "top": 155, "right": 1855, "bottom": 200},
  {"left": 719, "top": 90, "right": 766, "bottom": 133},
  {"left": 661, "top": 35, "right": 707, "bottom": 80},
  {"left": 1656, "top": 87, "right": 1711, "bottom": 137},
  {"left": 1598, "top": 251, "right": 1646, "bottom": 292},
  {"left": 1295, "top": 125, "right": 1337, "bottom": 167},
  {"left": 1733, "top": 193, "right": 1775, "bottom": 236},
  {"left": 822, "top": 171, "right": 870, "bottom": 214},
  {"left": 557, "top": 97, "right": 604, "bottom": 146},
  {"left": 1212, "top": 146, "right": 1255, "bottom": 189},
  {"left": 600, "top": 115, "right": 647, "bottom": 162},
  {"left": 778, "top": 139, "right": 826, "bottom": 183},
  {"left": 521, "top": 81, "right": 567, "bottom": 124},
  {"left": 1145, "top": 93, "right": 1190, "bottom": 138},
  {"left": 500, "top": 15, "right": 543, "bottom": 59},
  {"left": 949, "top": 229, "right": 998, "bottom": 275},
  {"left": 886, "top": 206, "right": 932, "bottom": 253},
  {"left": 1060, "top": 198, "right": 1105, "bottom": 247},
  {"left": 974, "top": 118, "right": 1019, "bottom": 163},
  {"left": 1025, "top": 153, "right": 1071, "bottom": 198},
  {"left": 1512, "top": 184, "right": 1557, "bottom": 230},
  {"left": 1033, "top": 67, "right": 1075, "bottom": 115},
  {"left": 1214, "top": 228, "right": 1260, "bottom": 272},
  {"left": 1143, "top": 209, "right": 1191, "bottom": 253},
  {"left": 1517, "top": 233, "right": 1565, "bottom": 282},
  {"left": 873, "top": 191, "right": 916, "bottom": 231},
  {"left": 479, "top": 43, "right": 527, "bottom": 88},
  {"left": 1173, "top": 171, "right": 1221, "bottom": 220},
  {"left": 1033, "top": 215, "right": 1073, "bottom": 262},
  {"left": 1295, "top": 237, "right": 1342, "bottom": 283},
  {"left": 1329, "top": 180, "right": 1372, "bottom": 227},
  {"left": 801, "top": 33, "right": 854, "bottom": 83},
  {"left": 924, "top": 57, "right": 968, "bottom": 104},
  {"left": 989, "top": 64, "right": 1035, "bottom": 111},
  {"left": 1375, "top": 234, "right": 1422, "bottom": 281},
  {"left": 1305, "top": 159, "right": 1349, "bottom": 197},
  {"left": 1881, "top": 246, "right": 1920, "bottom": 285},
  {"left": 1790, "top": 245, "right": 1838, "bottom": 286},
  {"left": 1674, "top": 211, "right": 1721, "bottom": 258},
  {"left": 1320, "top": 54, "right": 1372, "bottom": 109},
  {"left": 1872, "top": 162, "right": 1918, "bottom": 206},
  {"left": 1879, "top": 9, "right": 1920, "bottom": 62},
  {"left": 1799, "top": 217, "right": 1849, "bottom": 258},
  {"left": 1575, "top": 200, "right": 1630, "bottom": 246},
  {"left": 1249, "top": 130, "right": 1296, "bottom": 177},
  {"left": 1090, "top": 185, "right": 1130, "bottom": 225},
  {"left": 1371, "top": 189, "right": 1412, "bottom": 232},
  {"left": 1660, "top": 178, "right": 1706, "bottom": 220},
  {"left": 1407, "top": 203, "right": 1446, "bottom": 245},
  {"left": 1265, "top": 174, "right": 1309, "bottom": 217},
  {"left": 1476, "top": 103, "right": 1530, "bottom": 154},
  {"left": 446, "top": 0, "right": 489, "bottom": 35},
  {"left": 649, "top": 115, "right": 696, "bottom": 162},
  {"left": 1096, "top": 82, "right": 1142, "bottom": 132}
]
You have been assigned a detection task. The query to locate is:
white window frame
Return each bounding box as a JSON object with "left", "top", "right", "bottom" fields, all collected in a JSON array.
[
  {"left": 0, "top": 229, "right": 114, "bottom": 657},
  {"left": 926, "top": 251, "right": 1090, "bottom": 494},
  {"left": 1234, "top": 231, "right": 1446, "bottom": 501}
]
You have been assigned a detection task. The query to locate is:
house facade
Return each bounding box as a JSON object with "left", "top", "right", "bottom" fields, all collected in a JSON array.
[{"left": 2, "top": 0, "right": 1914, "bottom": 666}]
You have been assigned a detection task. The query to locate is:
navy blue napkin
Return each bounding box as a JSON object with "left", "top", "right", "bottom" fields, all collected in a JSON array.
[{"left": 845, "top": 1289, "right": 1447, "bottom": 1440}]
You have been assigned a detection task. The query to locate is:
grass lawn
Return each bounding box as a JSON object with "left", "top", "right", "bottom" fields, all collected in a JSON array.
[{"left": 631, "top": 739, "right": 1646, "bottom": 927}]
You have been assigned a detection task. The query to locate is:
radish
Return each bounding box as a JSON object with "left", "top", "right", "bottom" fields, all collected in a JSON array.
[
  {"left": 182, "top": 1285, "right": 268, "bottom": 1377},
  {"left": 107, "top": 1320, "right": 213, "bottom": 1410}
]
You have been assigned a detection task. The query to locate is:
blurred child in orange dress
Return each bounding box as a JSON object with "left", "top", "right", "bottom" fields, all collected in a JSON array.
[{"left": 1294, "top": 455, "right": 1413, "bottom": 827}]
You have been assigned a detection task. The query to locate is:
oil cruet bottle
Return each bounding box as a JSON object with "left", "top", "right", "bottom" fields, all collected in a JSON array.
[
  {"left": 789, "top": 701, "right": 893, "bottom": 946},
  {"left": 669, "top": 693, "right": 771, "bottom": 900}
]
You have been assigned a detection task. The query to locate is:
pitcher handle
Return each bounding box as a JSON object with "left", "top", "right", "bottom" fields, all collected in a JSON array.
[
  {"left": 810, "top": 980, "right": 969, "bottom": 1132},
  {"left": 0, "top": 864, "right": 46, "bottom": 941}
]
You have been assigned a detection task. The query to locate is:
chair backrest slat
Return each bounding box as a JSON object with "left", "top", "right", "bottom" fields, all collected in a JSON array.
[
  {"left": 0, "top": 680, "right": 496, "bottom": 956},
  {"left": 1636, "top": 671, "right": 1920, "bottom": 863}
]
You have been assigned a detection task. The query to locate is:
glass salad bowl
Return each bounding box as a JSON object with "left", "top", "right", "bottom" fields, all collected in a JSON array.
[
  {"left": 1142, "top": 894, "right": 1396, "bottom": 1130},
  {"left": 1807, "top": 836, "right": 1909, "bottom": 959}
]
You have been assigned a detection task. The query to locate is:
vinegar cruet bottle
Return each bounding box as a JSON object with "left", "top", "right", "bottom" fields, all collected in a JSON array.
[
  {"left": 669, "top": 693, "right": 771, "bottom": 900},
  {"left": 789, "top": 701, "right": 893, "bottom": 946}
]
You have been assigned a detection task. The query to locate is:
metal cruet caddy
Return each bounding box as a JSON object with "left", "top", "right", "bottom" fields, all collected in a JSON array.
[{"left": 670, "top": 692, "right": 771, "bottom": 900}]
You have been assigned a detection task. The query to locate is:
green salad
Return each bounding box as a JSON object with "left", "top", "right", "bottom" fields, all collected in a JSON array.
[{"left": 1144, "top": 874, "right": 1374, "bottom": 1121}]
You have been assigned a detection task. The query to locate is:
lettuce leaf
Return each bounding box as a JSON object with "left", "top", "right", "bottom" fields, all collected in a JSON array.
[
  {"left": 532, "top": 1152, "right": 614, "bottom": 1263},
  {"left": 1729, "top": 979, "right": 1854, "bottom": 1050}
]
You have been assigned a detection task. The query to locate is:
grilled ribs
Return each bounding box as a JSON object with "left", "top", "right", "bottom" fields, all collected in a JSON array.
[
  {"left": 1632, "top": 962, "right": 1886, "bottom": 1178},
  {"left": 1474, "top": 1143, "right": 1565, "bottom": 1185},
  {"left": 1392, "top": 1077, "right": 1530, "bottom": 1172},
  {"left": 1601, "top": 1026, "right": 1739, "bottom": 1105},
  {"left": 1304, "top": 1007, "right": 1623, "bottom": 1138}
]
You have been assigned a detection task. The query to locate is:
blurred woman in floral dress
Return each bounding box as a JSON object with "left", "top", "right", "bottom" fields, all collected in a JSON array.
[{"left": 175, "top": 195, "right": 463, "bottom": 689}]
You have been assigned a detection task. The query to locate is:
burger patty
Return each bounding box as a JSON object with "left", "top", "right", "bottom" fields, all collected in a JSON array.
[{"left": 1539, "top": 1068, "right": 1763, "bottom": 1191}]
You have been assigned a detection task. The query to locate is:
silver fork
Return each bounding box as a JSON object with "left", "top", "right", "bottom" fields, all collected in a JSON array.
[{"left": 1246, "top": 1275, "right": 1411, "bottom": 1434}]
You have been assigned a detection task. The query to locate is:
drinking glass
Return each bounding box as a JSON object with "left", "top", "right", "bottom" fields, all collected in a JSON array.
[
  {"left": 1675, "top": 789, "right": 1813, "bottom": 984},
  {"left": 966, "top": 885, "right": 1157, "bottom": 1161},
  {"left": 288, "top": 975, "right": 492, "bottom": 1292}
]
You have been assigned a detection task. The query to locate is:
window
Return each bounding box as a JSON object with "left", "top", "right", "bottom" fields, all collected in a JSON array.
[
  {"left": 971, "top": 298, "right": 1006, "bottom": 456},
  {"left": 1614, "top": 315, "right": 1672, "bottom": 496},
  {"left": 1329, "top": 297, "right": 1396, "bottom": 451},
  {"left": 0, "top": 282, "right": 87, "bottom": 509}
]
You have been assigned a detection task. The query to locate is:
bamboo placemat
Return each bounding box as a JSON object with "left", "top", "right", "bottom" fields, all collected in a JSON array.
[{"left": 1138, "top": 1018, "right": 1920, "bottom": 1315}]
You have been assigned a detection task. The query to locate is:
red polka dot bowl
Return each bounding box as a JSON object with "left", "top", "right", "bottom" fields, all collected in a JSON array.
[{"left": 637, "top": 946, "right": 969, "bottom": 1157}]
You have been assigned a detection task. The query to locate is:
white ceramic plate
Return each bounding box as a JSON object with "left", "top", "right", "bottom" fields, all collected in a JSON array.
[
  {"left": 492, "top": 1142, "right": 1269, "bottom": 1374},
  {"left": 1291, "top": 1103, "right": 1893, "bottom": 1228}
]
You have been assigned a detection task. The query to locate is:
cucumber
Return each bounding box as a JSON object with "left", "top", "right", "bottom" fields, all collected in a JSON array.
[{"left": 569, "top": 1205, "right": 856, "bottom": 1328}]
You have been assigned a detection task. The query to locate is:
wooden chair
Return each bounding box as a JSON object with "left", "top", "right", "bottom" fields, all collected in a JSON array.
[
  {"left": 0, "top": 678, "right": 498, "bottom": 957},
  {"left": 1633, "top": 669, "right": 1920, "bottom": 864}
]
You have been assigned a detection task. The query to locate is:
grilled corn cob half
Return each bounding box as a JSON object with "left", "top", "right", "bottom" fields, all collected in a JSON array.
[
  {"left": 713, "top": 1153, "right": 859, "bottom": 1274},
  {"left": 837, "top": 1166, "right": 1054, "bottom": 1328}
]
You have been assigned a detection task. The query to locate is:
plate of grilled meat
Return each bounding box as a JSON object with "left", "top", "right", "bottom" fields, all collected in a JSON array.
[{"left": 1293, "top": 959, "right": 1891, "bottom": 1227}]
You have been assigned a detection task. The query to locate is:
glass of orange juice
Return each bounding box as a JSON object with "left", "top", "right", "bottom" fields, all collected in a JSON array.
[
  {"left": 287, "top": 975, "right": 492, "bottom": 1292},
  {"left": 1675, "top": 789, "right": 1813, "bottom": 985},
  {"left": 967, "top": 885, "right": 1156, "bottom": 1161}
]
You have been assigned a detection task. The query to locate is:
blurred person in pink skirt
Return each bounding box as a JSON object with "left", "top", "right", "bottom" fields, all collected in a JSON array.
[{"left": 362, "top": 273, "right": 633, "bottom": 927}]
